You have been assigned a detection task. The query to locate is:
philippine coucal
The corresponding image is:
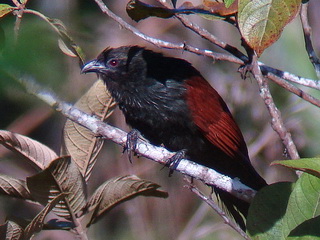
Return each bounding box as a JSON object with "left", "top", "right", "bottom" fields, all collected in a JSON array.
[{"left": 81, "top": 46, "right": 267, "bottom": 230}]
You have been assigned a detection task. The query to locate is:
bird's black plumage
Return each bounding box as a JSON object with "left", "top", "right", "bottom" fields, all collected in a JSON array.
[{"left": 82, "top": 46, "right": 267, "bottom": 230}]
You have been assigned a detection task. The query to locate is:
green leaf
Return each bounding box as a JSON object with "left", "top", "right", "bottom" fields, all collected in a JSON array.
[
  {"left": 247, "top": 173, "right": 320, "bottom": 239},
  {"left": 20, "top": 0, "right": 30, "bottom": 4},
  {"left": 272, "top": 158, "right": 320, "bottom": 178},
  {"left": 238, "top": 0, "right": 301, "bottom": 56},
  {"left": 287, "top": 216, "right": 320, "bottom": 240},
  {"left": 224, "top": 0, "right": 236, "bottom": 8},
  {"left": 247, "top": 182, "right": 294, "bottom": 239},
  {"left": 0, "top": 4, "right": 16, "bottom": 18}
]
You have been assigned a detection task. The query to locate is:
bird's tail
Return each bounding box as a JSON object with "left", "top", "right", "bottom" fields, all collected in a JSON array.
[{"left": 214, "top": 188, "right": 249, "bottom": 231}]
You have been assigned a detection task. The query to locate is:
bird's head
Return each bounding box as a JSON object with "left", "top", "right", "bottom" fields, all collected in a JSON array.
[{"left": 81, "top": 46, "right": 147, "bottom": 83}]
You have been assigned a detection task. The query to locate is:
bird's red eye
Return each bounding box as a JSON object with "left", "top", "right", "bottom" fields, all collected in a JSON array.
[{"left": 108, "top": 59, "right": 119, "bottom": 67}]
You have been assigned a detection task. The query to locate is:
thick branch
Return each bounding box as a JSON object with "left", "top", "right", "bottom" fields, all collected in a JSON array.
[{"left": 20, "top": 77, "right": 256, "bottom": 203}]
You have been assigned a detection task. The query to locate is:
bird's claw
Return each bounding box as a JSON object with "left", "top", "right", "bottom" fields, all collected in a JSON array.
[
  {"left": 165, "top": 149, "right": 187, "bottom": 176},
  {"left": 124, "top": 129, "right": 140, "bottom": 163}
]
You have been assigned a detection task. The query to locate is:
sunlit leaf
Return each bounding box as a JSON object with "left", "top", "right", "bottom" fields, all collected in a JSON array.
[
  {"left": 23, "top": 193, "right": 68, "bottom": 239},
  {"left": 86, "top": 175, "right": 168, "bottom": 226},
  {"left": 0, "top": 130, "right": 58, "bottom": 170},
  {"left": 20, "top": 0, "right": 30, "bottom": 4},
  {"left": 238, "top": 0, "right": 301, "bottom": 56},
  {"left": 62, "top": 79, "right": 116, "bottom": 182},
  {"left": 224, "top": 0, "right": 236, "bottom": 8},
  {"left": 58, "top": 38, "right": 77, "bottom": 58},
  {"left": 0, "top": 4, "right": 16, "bottom": 18},
  {"left": 272, "top": 158, "right": 320, "bottom": 178},
  {"left": 27, "top": 156, "right": 87, "bottom": 218},
  {"left": 0, "top": 221, "right": 23, "bottom": 240},
  {"left": 0, "top": 174, "right": 32, "bottom": 200},
  {"left": 247, "top": 173, "right": 320, "bottom": 239}
]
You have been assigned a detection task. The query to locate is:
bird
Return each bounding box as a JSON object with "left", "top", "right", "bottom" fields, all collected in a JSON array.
[{"left": 81, "top": 46, "right": 267, "bottom": 230}]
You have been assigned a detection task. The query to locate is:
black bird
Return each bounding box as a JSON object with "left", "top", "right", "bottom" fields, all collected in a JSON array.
[{"left": 81, "top": 46, "right": 267, "bottom": 230}]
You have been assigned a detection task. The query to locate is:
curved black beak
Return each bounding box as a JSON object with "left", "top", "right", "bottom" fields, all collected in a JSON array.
[{"left": 81, "top": 59, "right": 105, "bottom": 74}]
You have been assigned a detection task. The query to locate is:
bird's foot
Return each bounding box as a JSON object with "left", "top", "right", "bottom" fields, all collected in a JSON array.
[
  {"left": 165, "top": 149, "right": 187, "bottom": 176},
  {"left": 123, "top": 129, "right": 140, "bottom": 163}
]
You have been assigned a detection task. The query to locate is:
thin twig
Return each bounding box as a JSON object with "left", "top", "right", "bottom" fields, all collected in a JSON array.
[
  {"left": 13, "top": 10, "right": 23, "bottom": 44},
  {"left": 267, "top": 72, "right": 320, "bottom": 108},
  {"left": 185, "top": 179, "right": 251, "bottom": 240},
  {"left": 251, "top": 56, "right": 300, "bottom": 160},
  {"left": 93, "top": 0, "right": 320, "bottom": 95},
  {"left": 300, "top": 3, "right": 320, "bottom": 78},
  {"left": 176, "top": 14, "right": 247, "bottom": 62},
  {"left": 260, "top": 64, "right": 320, "bottom": 90},
  {"left": 93, "top": 0, "right": 242, "bottom": 64}
]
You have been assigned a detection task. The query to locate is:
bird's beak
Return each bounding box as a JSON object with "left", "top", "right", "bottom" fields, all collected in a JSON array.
[{"left": 81, "top": 59, "right": 105, "bottom": 74}]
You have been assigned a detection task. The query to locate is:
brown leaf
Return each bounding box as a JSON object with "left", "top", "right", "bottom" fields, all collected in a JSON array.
[
  {"left": 203, "top": 0, "right": 238, "bottom": 16},
  {"left": 127, "top": 0, "right": 224, "bottom": 22},
  {"left": 0, "top": 174, "right": 32, "bottom": 200},
  {"left": 0, "top": 130, "right": 58, "bottom": 170},
  {"left": 127, "top": 0, "right": 176, "bottom": 21},
  {"left": 62, "top": 79, "right": 116, "bottom": 181},
  {"left": 86, "top": 175, "right": 168, "bottom": 226},
  {"left": 23, "top": 193, "right": 68, "bottom": 240},
  {"left": 26, "top": 156, "right": 87, "bottom": 218},
  {"left": 238, "top": 0, "right": 301, "bottom": 56},
  {"left": 0, "top": 221, "right": 23, "bottom": 240}
]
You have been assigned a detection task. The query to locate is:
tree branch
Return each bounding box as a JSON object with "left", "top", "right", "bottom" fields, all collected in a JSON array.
[
  {"left": 266, "top": 72, "right": 320, "bottom": 108},
  {"left": 185, "top": 179, "right": 251, "bottom": 240},
  {"left": 300, "top": 3, "right": 320, "bottom": 78},
  {"left": 20, "top": 76, "right": 256, "bottom": 204},
  {"left": 251, "top": 56, "right": 300, "bottom": 160}
]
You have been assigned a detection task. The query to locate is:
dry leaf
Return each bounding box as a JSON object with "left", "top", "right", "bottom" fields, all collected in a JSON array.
[
  {"left": 27, "top": 156, "right": 87, "bottom": 218},
  {"left": 0, "top": 221, "right": 23, "bottom": 240},
  {"left": 62, "top": 79, "right": 116, "bottom": 181},
  {"left": 23, "top": 193, "right": 68, "bottom": 240},
  {"left": 0, "top": 174, "right": 32, "bottom": 200},
  {"left": 86, "top": 175, "right": 168, "bottom": 226},
  {"left": 0, "top": 130, "right": 58, "bottom": 170},
  {"left": 203, "top": 0, "right": 238, "bottom": 16}
]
